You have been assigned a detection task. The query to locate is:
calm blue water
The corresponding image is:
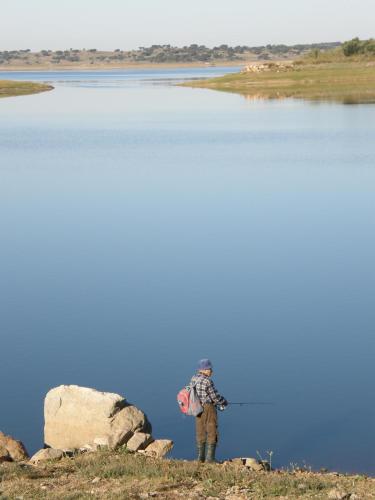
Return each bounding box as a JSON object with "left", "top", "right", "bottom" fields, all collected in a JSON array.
[{"left": 0, "top": 68, "right": 374, "bottom": 474}]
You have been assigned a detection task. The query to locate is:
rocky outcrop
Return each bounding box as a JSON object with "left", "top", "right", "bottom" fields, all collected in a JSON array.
[
  {"left": 144, "top": 439, "right": 174, "bottom": 458},
  {"left": 44, "top": 385, "right": 151, "bottom": 450},
  {"left": 30, "top": 448, "right": 64, "bottom": 464},
  {"left": 0, "top": 431, "right": 29, "bottom": 462},
  {"left": 242, "top": 62, "right": 295, "bottom": 73}
]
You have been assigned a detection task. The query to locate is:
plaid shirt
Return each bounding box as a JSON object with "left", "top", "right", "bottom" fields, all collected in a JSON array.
[{"left": 190, "top": 373, "right": 228, "bottom": 406}]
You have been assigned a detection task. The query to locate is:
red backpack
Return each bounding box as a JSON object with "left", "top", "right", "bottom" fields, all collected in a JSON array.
[{"left": 177, "top": 380, "right": 203, "bottom": 416}]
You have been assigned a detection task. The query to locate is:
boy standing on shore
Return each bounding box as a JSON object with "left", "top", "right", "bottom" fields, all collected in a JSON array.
[{"left": 190, "top": 359, "right": 228, "bottom": 463}]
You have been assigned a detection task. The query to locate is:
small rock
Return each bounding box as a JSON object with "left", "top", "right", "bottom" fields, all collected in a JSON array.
[
  {"left": 327, "top": 489, "right": 350, "bottom": 500},
  {"left": 30, "top": 448, "right": 64, "bottom": 464},
  {"left": 62, "top": 449, "right": 75, "bottom": 457},
  {"left": 126, "top": 432, "right": 153, "bottom": 452},
  {"left": 144, "top": 439, "right": 173, "bottom": 458},
  {"left": 230, "top": 458, "right": 245, "bottom": 466},
  {"left": 80, "top": 444, "right": 96, "bottom": 453},
  {"left": 225, "top": 485, "right": 248, "bottom": 500},
  {"left": 40, "top": 482, "right": 53, "bottom": 490},
  {"left": 244, "top": 457, "right": 264, "bottom": 472},
  {"left": 0, "top": 444, "right": 11, "bottom": 463},
  {"left": 91, "top": 477, "right": 101, "bottom": 484},
  {"left": 0, "top": 431, "right": 29, "bottom": 461}
]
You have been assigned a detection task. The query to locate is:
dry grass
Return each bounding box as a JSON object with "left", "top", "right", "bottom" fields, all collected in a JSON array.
[
  {"left": 183, "top": 61, "right": 375, "bottom": 104},
  {"left": 0, "top": 80, "right": 53, "bottom": 98},
  {"left": 1, "top": 449, "right": 374, "bottom": 499}
]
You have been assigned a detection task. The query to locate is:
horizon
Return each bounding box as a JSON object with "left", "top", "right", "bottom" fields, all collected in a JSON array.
[
  {"left": 0, "top": 0, "right": 374, "bottom": 52},
  {"left": 1, "top": 40, "right": 345, "bottom": 53}
]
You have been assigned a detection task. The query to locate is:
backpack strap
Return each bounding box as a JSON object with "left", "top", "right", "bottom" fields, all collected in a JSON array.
[{"left": 189, "top": 375, "right": 198, "bottom": 389}]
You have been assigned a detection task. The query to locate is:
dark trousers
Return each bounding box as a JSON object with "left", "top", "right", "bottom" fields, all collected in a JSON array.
[{"left": 196, "top": 403, "right": 218, "bottom": 445}]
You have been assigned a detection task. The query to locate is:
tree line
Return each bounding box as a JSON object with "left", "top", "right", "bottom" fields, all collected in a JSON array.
[{"left": 2, "top": 40, "right": 374, "bottom": 66}]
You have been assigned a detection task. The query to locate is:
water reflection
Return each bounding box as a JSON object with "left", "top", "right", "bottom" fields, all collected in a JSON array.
[
  {"left": 0, "top": 69, "right": 374, "bottom": 474},
  {"left": 235, "top": 91, "right": 375, "bottom": 105}
]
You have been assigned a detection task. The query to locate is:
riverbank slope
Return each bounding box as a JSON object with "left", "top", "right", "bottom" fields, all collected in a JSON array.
[
  {"left": 0, "top": 80, "right": 53, "bottom": 98},
  {"left": 1, "top": 449, "right": 374, "bottom": 499}
]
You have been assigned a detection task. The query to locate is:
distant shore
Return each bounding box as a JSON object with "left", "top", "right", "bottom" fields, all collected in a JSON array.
[{"left": 0, "top": 61, "right": 244, "bottom": 72}]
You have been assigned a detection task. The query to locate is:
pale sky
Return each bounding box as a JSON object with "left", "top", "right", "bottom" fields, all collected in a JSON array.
[{"left": 1, "top": 0, "right": 374, "bottom": 51}]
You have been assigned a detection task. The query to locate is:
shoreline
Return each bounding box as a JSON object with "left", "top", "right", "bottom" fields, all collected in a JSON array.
[{"left": 0, "top": 61, "right": 245, "bottom": 72}]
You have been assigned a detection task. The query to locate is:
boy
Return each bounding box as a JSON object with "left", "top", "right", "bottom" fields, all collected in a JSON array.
[{"left": 190, "top": 358, "right": 228, "bottom": 462}]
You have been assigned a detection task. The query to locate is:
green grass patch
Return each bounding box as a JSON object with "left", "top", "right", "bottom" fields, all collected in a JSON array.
[
  {"left": 183, "top": 61, "right": 375, "bottom": 104},
  {"left": 1, "top": 451, "right": 374, "bottom": 499},
  {"left": 0, "top": 80, "right": 53, "bottom": 98}
]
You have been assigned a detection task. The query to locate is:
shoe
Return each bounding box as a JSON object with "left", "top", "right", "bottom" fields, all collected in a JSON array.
[
  {"left": 206, "top": 443, "right": 216, "bottom": 463},
  {"left": 197, "top": 442, "right": 206, "bottom": 462}
]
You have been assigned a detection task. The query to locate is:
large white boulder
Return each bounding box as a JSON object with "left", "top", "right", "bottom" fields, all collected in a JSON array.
[{"left": 44, "top": 385, "right": 150, "bottom": 450}]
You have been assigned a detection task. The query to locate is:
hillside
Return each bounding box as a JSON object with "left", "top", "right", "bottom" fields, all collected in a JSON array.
[{"left": 1, "top": 449, "right": 374, "bottom": 499}]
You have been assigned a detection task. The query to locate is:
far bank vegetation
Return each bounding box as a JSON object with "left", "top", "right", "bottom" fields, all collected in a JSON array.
[
  {"left": 0, "top": 42, "right": 340, "bottom": 69},
  {"left": 303, "top": 37, "right": 375, "bottom": 63}
]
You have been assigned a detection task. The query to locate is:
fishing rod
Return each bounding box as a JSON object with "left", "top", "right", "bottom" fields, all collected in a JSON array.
[{"left": 228, "top": 402, "right": 274, "bottom": 406}]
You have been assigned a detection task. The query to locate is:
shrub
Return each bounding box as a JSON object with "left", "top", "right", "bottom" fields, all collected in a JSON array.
[{"left": 342, "top": 37, "right": 375, "bottom": 56}]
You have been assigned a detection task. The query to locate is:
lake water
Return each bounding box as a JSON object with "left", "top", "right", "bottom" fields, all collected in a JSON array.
[{"left": 0, "top": 67, "right": 374, "bottom": 474}]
